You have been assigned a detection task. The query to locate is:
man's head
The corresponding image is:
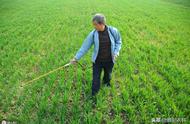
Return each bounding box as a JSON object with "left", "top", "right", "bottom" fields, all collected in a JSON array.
[{"left": 92, "top": 13, "right": 106, "bottom": 31}]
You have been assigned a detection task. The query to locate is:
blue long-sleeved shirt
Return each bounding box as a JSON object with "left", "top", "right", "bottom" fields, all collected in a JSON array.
[{"left": 74, "top": 25, "right": 122, "bottom": 63}]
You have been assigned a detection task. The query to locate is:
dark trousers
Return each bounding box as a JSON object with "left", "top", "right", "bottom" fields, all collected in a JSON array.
[{"left": 92, "top": 60, "right": 114, "bottom": 96}]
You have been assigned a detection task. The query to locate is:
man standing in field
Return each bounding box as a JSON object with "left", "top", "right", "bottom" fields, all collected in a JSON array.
[{"left": 70, "top": 13, "right": 122, "bottom": 97}]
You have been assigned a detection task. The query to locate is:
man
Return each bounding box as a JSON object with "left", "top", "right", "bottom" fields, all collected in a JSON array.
[{"left": 70, "top": 13, "right": 122, "bottom": 96}]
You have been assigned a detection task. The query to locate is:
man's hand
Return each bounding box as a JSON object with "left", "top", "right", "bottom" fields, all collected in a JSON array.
[
  {"left": 70, "top": 57, "right": 78, "bottom": 64},
  {"left": 113, "top": 54, "right": 119, "bottom": 61}
]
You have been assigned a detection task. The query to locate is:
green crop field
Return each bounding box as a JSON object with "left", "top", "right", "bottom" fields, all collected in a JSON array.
[{"left": 0, "top": 0, "right": 190, "bottom": 123}]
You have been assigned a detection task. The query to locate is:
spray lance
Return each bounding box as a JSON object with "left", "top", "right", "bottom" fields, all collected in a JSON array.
[{"left": 20, "top": 60, "right": 91, "bottom": 88}]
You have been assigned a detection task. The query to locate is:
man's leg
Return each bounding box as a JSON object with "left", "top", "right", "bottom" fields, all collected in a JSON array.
[
  {"left": 103, "top": 61, "right": 114, "bottom": 86},
  {"left": 92, "top": 62, "right": 102, "bottom": 96}
]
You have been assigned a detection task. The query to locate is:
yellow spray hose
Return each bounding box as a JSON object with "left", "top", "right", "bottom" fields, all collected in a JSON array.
[
  {"left": 13, "top": 61, "right": 91, "bottom": 110},
  {"left": 20, "top": 61, "right": 85, "bottom": 87}
]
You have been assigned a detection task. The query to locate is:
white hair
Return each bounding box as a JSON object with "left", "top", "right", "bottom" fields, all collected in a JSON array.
[{"left": 92, "top": 13, "right": 106, "bottom": 25}]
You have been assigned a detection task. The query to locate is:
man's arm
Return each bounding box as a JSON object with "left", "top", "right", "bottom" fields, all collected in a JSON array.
[
  {"left": 74, "top": 30, "right": 94, "bottom": 61},
  {"left": 112, "top": 27, "right": 122, "bottom": 56}
]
